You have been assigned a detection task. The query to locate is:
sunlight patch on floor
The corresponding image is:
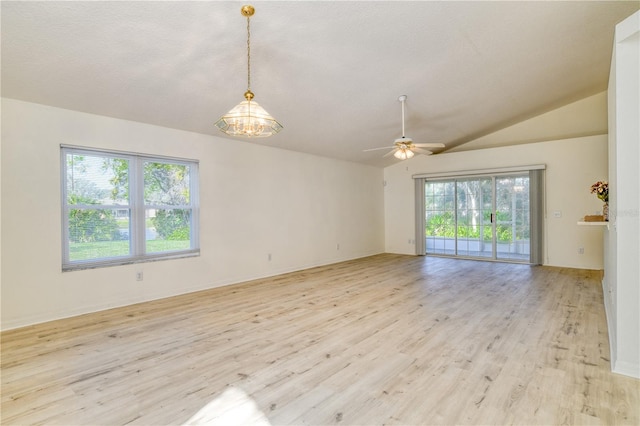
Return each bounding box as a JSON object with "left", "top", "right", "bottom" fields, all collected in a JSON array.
[{"left": 183, "top": 387, "right": 271, "bottom": 426}]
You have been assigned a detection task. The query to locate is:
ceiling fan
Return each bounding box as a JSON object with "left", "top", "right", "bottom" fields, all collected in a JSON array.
[{"left": 364, "top": 95, "right": 445, "bottom": 160}]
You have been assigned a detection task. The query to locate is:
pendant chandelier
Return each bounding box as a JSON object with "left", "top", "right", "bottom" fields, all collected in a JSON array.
[{"left": 215, "top": 5, "right": 283, "bottom": 138}]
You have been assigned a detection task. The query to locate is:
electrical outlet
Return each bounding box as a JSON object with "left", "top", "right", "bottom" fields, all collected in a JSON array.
[
  {"left": 136, "top": 271, "right": 143, "bottom": 281},
  {"left": 578, "top": 247, "right": 584, "bottom": 255},
  {"left": 268, "top": 253, "right": 272, "bottom": 261},
  {"left": 337, "top": 243, "right": 340, "bottom": 250},
  {"left": 553, "top": 211, "right": 562, "bottom": 218}
]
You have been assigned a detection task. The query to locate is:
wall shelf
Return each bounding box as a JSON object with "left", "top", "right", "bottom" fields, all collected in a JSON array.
[{"left": 577, "top": 221, "right": 609, "bottom": 227}]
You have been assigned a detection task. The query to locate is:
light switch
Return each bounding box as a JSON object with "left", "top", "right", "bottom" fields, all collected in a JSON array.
[{"left": 553, "top": 211, "right": 562, "bottom": 218}]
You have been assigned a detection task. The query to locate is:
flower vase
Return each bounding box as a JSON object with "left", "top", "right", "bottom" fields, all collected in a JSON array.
[{"left": 603, "top": 203, "right": 609, "bottom": 221}]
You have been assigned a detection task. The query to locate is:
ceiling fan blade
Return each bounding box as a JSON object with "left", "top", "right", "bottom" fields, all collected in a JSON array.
[
  {"left": 413, "top": 143, "right": 445, "bottom": 148},
  {"left": 412, "top": 147, "right": 434, "bottom": 155},
  {"left": 383, "top": 149, "right": 397, "bottom": 158},
  {"left": 363, "top": 146, "right": 396, "bottom": 152}
]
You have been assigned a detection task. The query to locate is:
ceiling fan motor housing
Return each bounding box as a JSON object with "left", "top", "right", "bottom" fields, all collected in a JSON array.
[{"left": 394, "top": 136, "right": 413, "bottom": 145}]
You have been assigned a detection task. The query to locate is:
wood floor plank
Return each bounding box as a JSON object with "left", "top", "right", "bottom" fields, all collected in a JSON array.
[{"left": 1, "top": 254, "right": 638, "bottom": 425}]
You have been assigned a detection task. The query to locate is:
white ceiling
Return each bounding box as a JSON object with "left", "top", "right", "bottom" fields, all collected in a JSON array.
[{"left": 2, "top": 1, "right": 638, "bottom": 167}]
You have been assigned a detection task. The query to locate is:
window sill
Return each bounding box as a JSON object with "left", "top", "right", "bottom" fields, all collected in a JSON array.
[{"left": 63, "top": 250, "right": 200, "bottom": 272}]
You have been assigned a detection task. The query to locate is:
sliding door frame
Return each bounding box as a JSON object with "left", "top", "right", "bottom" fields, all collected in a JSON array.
[{"left": 414, "top": 165, "right": 546, "bottom": 264}]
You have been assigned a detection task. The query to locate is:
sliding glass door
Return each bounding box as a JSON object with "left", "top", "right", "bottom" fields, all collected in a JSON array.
[
  {"left": 455, "top": 178, "right": 493, "bottom": 258},
  {"left": 424, "top": 173, "right": 532, "bottom": 263},
  {"left": 495, "top": 175, "right": 530, "bottom": 261}
]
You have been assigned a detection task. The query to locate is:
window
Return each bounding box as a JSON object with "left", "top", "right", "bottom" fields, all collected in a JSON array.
[{"left": 61, "top": 146, "right": 199, "bottom": 270}]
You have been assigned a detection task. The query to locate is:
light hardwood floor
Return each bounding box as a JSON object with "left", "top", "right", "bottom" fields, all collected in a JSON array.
[{"left": 1, "top": 254, "right": 638, "bottom": 425}]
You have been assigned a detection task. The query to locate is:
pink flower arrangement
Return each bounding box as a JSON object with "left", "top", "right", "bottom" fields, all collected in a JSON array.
[{"left": 590, "top": 180, "right": 609, "bottom": 203}]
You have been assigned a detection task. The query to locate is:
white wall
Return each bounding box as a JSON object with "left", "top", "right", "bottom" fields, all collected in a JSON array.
[
  {"left": 0, "top": 98, "right": 385, "bottom": 330},
  {"left": 384, "top": 135, "right": 608, "bottom": 269},
  {"left": 605, "top": 10, "right": 640, "bottom": 379}
]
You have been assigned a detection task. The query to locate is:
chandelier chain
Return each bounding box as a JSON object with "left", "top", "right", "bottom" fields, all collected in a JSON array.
[{"left": 246, "top": 15, "right": 251, "bottom": 91}]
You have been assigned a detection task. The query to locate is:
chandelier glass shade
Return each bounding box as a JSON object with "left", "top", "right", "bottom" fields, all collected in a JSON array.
[
  {"left": 215, "top": 5, "right": 282, "bottom": 138},
  {"left": 215, "top": 91, "right": 283, "bottom": 137}
]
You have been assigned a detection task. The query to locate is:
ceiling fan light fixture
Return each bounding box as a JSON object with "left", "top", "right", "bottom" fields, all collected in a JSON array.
[
  {"left": 215, "top": 5, "right": 282, "bottom": 138},
  {"left": 394, "top": 149, "right": 414, "bottom": 160}
]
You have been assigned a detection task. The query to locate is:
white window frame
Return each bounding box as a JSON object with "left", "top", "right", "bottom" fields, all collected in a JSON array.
[{"left": 61, "top": 145, "right": 200, "bottom": 271}]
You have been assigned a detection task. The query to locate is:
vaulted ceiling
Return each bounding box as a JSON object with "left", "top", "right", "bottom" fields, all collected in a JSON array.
[{"left": 2, "top": 1, "right": 638, "bottom": 167}]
